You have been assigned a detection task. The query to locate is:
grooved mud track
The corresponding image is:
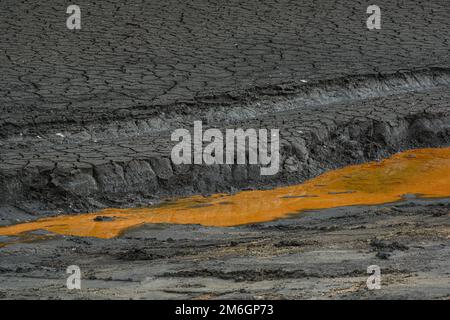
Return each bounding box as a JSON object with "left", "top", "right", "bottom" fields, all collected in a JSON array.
[{"left": 0, "top": 0, "right": 450, "bottom": 299}]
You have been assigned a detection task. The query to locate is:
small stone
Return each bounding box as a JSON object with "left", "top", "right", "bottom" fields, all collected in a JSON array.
[
  {"left": 93, "top": 216, "right": 115, "bottom": 222},
  {"left": 376, "top": 251, "right": 391, "bottom": 260}
]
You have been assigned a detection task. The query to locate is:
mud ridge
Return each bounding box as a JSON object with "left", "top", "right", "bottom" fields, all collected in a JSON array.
[{"left": 2, "top": 68, "right": 450, "bottom": 141}]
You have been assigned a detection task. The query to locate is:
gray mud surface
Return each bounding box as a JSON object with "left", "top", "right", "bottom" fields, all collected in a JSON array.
[{"left": 0, "top": 199, "right": 449, "bottom": 299}]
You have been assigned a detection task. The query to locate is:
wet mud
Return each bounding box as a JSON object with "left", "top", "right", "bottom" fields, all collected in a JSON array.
[{"left": 0, "top": 199, "right": 448, "bottom": 299}]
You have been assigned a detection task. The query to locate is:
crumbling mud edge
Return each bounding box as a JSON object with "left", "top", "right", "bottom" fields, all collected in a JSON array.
[{"left": 0, "top": 74, "right": 449, "bottom": 218}]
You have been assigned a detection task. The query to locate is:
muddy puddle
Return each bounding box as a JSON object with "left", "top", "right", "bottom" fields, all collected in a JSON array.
[{"left": 0, "top": 147, "right": 449, "bottom": 240}]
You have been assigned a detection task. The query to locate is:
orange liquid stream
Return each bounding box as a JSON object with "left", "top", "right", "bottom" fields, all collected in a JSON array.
[{"left": 0, "top": 147, "right": 449, "bottom": 239}]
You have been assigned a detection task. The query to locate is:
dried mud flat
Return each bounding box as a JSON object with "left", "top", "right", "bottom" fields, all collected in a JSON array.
[{"left": 0, "top": 199, "right": 449, "bottom": 300}]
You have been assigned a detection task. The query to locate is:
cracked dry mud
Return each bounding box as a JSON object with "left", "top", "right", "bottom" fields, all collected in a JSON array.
[{"left": 0, "top": 0, "right": 450, "bottom": 299}]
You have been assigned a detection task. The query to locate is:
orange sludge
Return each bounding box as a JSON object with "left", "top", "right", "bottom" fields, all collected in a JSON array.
[{"left": 0, "top": 147, "right": 449, "bottom": 239}]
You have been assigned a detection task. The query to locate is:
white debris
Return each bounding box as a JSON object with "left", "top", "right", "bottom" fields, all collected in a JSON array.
[{"left": 55, "top": 133, "right": 65, "bottom": 138}]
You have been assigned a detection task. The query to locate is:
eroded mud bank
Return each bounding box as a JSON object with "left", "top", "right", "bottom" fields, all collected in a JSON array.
[{"left": 0, "top": 70, "right": 450, "bottom": 219}]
